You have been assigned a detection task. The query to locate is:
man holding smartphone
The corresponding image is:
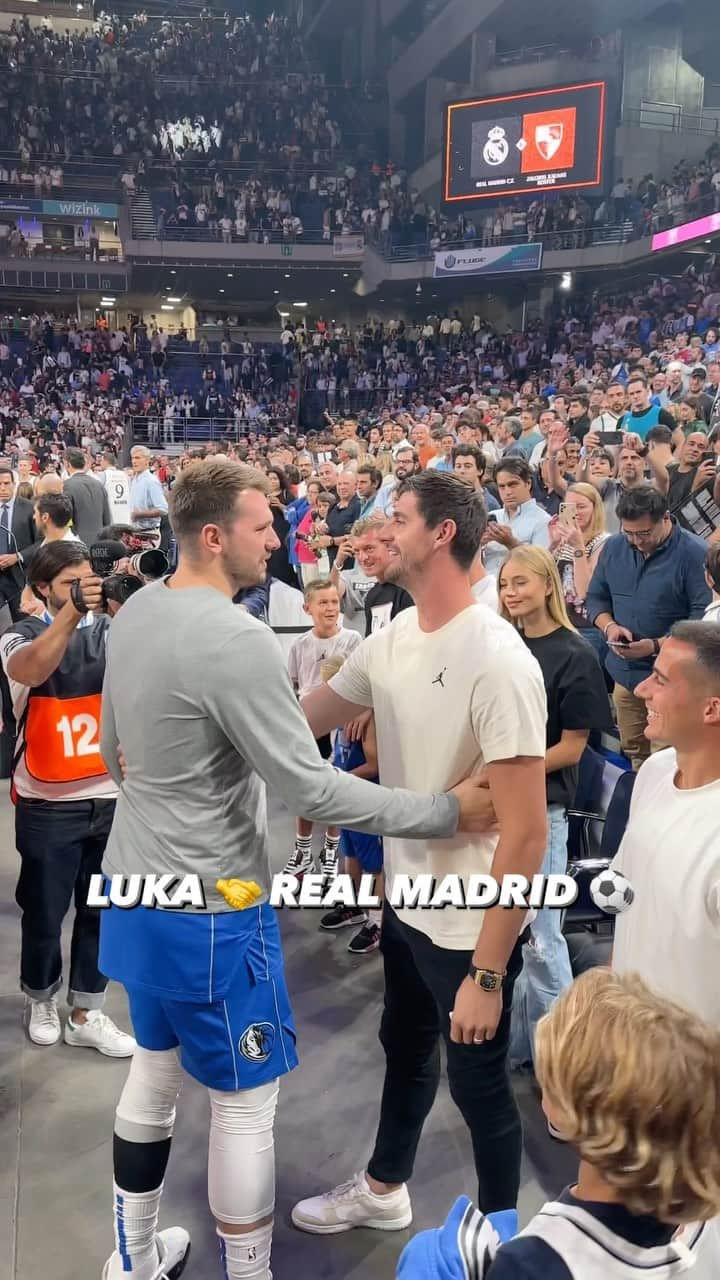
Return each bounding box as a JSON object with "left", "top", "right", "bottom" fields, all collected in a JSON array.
[{"left": 586, "top": 486, "right": 710, "bottom": 770}]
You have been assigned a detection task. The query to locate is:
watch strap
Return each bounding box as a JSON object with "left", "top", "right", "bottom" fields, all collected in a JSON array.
[{"left": 468, "top": 962, "right": 505, "bottom": 991}]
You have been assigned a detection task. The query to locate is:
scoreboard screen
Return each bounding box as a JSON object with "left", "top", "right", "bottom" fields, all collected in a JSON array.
[{"left": 443, "top": 81, "right": 606, "bottom": 204}]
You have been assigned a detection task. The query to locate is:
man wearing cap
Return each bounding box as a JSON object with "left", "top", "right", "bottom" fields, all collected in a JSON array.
[{"left": 688, "top": 367, "right": 714, "bottom": 425}]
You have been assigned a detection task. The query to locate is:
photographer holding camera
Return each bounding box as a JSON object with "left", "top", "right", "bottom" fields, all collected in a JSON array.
[{"left": 0, "top": 541, "right": 135, "bottom": 1056}]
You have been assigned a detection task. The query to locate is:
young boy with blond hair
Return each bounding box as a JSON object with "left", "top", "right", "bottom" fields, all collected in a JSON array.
[
  {"left": 284, "top": 579, "right": 360, "bottom": 879},
  {"left": 398, "top": 967, "right": 720, "bottom": 1279}
]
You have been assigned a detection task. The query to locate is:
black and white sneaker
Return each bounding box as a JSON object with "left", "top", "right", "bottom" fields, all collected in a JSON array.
[
  {"left": 319, "top": 845, "right": 339, "bottom": 880},
  {"left": 320, "top": 905, "right": 368, "bottom": 931},
  {"left": 282, "top": 847, "right": 314, "bottom": 878},
  {"left": 347, "top": 922, "right": 381, "bottom": 954}
]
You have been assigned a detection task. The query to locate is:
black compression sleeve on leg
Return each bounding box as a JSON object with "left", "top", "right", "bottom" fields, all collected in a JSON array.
[{"left": 113, "top": 1135, "right": 172, "bottom": 1193}]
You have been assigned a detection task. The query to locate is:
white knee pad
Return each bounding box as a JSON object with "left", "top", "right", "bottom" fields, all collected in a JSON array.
[
  {"left": 114, "top": 1046, "right": 183, "bottom": 1144},
  {"left": 208, "top": 1080, "right": 279, "bottom": 1225}
]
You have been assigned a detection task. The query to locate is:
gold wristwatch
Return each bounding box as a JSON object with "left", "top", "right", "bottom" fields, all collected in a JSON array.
[{"left": 468, "top": 963, "right": 505, "bottom": 992}]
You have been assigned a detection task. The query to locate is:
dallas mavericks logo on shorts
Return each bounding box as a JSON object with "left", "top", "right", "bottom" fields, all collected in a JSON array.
[{"left": 239, "top": 1022, "right": 275, "bottom": 1062}]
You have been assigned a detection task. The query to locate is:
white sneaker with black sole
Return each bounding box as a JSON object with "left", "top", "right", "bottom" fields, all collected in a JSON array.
[
  {"left": 319, "top": 905, "right": 367, "bottom": 931},
  {"left": 27, "top": 996, "right": 61, "bottom": 1045},
  {"left": 64, "top": 1009, "right": 136, "bottom": 1057},
  {"left": 102, "top": 1226, "right": 191, "bottom": 1280},
  {"left": 291, "top": 1171, "right": 412, "bottom": 1234},
  {"left": 282, "top": 847, "right": 314, "bottom": 878}
]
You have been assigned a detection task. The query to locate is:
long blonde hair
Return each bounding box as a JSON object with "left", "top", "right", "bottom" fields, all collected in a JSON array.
[
  {"left": 535, "top": 968, "right": 720, "bottom": 1224},
  {"left": 499, "top": 545, "right": 575, "bottom": 632},
  {"left": 567, "top": 482, "right": 607, "bottom": 543}
]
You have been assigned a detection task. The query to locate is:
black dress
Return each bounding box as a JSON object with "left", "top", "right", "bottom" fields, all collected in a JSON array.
[{"left": 267, "top": 507, "right": 296, "bottom": 588}]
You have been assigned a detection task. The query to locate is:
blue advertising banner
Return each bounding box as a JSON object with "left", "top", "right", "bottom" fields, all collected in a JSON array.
[
  {"left": 0, "top": 197, "right": 119, "bottom": 219},
  {"left": 433, "top": 242, "right": 543, "bottom": 278},
  {"left": 42, "top": 199, "right": 119, "bottom": 219},
  {"left": 0, "top": 197, "right": 42, "bottom": 215}
]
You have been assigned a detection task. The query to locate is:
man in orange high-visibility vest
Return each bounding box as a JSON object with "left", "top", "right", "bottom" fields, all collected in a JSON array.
[{"left": 0, "top": 540, "right": 135, "bottom": 1057}]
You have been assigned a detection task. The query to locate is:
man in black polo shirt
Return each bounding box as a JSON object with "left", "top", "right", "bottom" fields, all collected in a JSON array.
[{"left": 324, "top": 471, "right": 361, "bottom": 567}]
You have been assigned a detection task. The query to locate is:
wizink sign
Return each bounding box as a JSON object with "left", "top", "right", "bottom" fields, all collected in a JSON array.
[
  {"left": 0, "top": 198, "right": 119, "bottom": 219},
  {"left": 45, "top": 199, "right": 119, "bottom": 219}
]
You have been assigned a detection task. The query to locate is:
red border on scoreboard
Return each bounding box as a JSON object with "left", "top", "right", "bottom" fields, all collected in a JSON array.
[{"left": 444, "top": 81, "right": 606, "bottom": 203}]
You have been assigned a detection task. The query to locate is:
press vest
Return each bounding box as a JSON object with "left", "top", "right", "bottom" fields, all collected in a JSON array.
[{"left": 12, "top": 614, "right": 110, "bottom": 789}]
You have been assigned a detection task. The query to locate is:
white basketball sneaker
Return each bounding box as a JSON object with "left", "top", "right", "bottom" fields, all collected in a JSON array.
[
  {"left": 28, "top": 997, "right": 61, "bottom": 1046},
  {"left": 102, "top": 1227, "right": 191, "bottom": 1280},
  {"left": 291, "top": 1171, "right": 412, "bottom": 1234},
  {"left": 64, "top": 1009, "right": 136, "bottom": 1057}
]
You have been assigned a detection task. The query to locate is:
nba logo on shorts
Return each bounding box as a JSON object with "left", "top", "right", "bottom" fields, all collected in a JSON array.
[
  {"left": 535, "top": 123, "right": 563, "bottom": 161},
  {"left": 239, "top": 1022, "right": 275, "bottom": 1062}
]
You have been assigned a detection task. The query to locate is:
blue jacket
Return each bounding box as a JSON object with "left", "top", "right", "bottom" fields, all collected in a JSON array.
[
  {"left": 586, "top": 521, "right": 710, "bottom": 690},
  {"left": 398, "top": 1197, "right": 518, "bottom": 1280},
  {"left": 285, "top": 496, "right": 310, "bottom": 569}
]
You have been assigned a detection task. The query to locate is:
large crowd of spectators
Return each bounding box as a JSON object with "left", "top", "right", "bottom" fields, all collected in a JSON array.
[
  {"left": 295, "top": 257, "right": 720, "bottom": 419},
  {"left": 3, "top": 245, "right": 720, "bottom": 450},
  {"left": 0, "top": 13, "right": 333, "bottom": 169},
  {"left": 2, "top": 11, "right": 719, "bottom": 259}
]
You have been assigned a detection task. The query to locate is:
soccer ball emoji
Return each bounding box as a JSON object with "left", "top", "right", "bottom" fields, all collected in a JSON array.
[{"left": 589, "top": 868, "right": 635, "bottom": 915}]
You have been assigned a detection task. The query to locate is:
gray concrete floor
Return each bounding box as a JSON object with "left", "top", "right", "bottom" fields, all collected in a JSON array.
[{"left": 0, "top": 795, "right": 577, "bottom": 1280}]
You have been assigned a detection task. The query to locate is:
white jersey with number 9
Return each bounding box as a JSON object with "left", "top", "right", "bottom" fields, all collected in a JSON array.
[{"left": 102, "top": 468, "right": 131, "bottom": 524}]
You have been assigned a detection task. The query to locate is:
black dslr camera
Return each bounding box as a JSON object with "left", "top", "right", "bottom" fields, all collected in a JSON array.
[
  {"left": 89, "top": 540, "right": 144, "bottom": 609},
  {"left": 89, "top": 540, "right": 168, "bottom": 609}
]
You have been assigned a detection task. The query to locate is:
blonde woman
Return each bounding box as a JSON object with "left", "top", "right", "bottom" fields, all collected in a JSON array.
[
  {"left": 550, "top": 481, "right": 610, "bottom": 665},
  {"left": 498, "top": 546, "right": 612, "bottom": 1068}
]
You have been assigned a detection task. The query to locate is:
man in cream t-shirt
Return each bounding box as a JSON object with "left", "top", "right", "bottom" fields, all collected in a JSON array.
[{"left": 293, "top": 471, "right": 547, "bottom": 1232}]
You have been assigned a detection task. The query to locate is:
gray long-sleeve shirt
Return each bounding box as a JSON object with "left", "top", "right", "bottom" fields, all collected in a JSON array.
[{"left": 101, "top": 579, "right": 459, "bottom": 911}]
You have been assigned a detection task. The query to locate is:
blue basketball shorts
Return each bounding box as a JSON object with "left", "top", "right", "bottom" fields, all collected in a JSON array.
[
  {"left": 340, "top": 828, "right": 384, "bottom": 874},
  {"left": 101, "top": 901, "right": 298, "bottom": 1091}
]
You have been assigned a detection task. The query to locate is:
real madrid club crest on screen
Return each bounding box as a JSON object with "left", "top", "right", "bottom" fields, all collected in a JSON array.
[
  {"left": 471, "top": 116, "right": 523, "bottom": 181},
  {"left": 445, "top": 81, "right": 606, "bottom": 204}
]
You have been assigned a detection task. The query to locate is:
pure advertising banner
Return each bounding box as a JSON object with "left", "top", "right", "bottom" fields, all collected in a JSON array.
[
  {"left": 0, "top": 197, "right": 118, "bottom": 219},
  {"left": 433, "top": 242, "right": 543, "bottom": 279}
]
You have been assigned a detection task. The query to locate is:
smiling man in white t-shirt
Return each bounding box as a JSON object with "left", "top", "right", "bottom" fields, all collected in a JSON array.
[
  {"left": 612, "top": 622, "right": 720, "bottom": 1027},
  {"left": 292, "top": 471, "right": 547, "bottom": 1229}
]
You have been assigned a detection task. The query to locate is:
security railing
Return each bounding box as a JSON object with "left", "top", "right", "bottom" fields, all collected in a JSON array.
[
  {"left": 622, "top": 103, "right": 720, "bottom": 136},
  {"left": 129, "top": 416, "right": 277, "bottom": 446}
]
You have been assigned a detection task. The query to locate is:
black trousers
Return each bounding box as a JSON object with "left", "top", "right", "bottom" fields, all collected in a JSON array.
[
  {"left": 367, "top": 904, "right": 525, "bottom": 1212},
  {"left": 15, "top": 797, "right": 115, "bottom": 1008}
]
